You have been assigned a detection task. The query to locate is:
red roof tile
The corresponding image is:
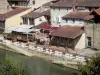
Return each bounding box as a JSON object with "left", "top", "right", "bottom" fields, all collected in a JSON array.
[
  {"left": 0, "top": 7, "right": 29, "bottom": 21},
  {"left": 51, "top": 1, "right": 74, "bottom": 8},
  {"left": 40, "top": 24, "right": 59, "bottom": 31},
  {"left": 76, "top": 0, "right": 100, "bottom": 7},
  {"left": 84, "top": 15, "right": 94, "bottom": 20},
  {"left": 93, "top": 9, "right": 100, "bottom": 15},
  {"left": 22, "top": 11, "right": 41, "bottom": 19},
  {"left": 41, "top": 9, "right": 50, "bottom": 16},
  {"left": 50, "top": 26, "right": 84, "bottom": 39},
  {"left": 62, "top": 11, "right": 90, "bottom": 19}
]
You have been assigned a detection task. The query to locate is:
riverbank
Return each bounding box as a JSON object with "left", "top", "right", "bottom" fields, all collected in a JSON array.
[
  {"left": 0, "top": 41, "right": 86, "bottom": 70},
  {"left": 0, "top": 49, "right": 80, "bottom": 75}
]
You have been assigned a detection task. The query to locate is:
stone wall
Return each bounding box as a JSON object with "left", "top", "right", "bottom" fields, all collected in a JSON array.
[
  {"left": 0, "top": 0, "right": 10, "bottom": 13},
  {"left": 85, "top": 22, "right": 100, "bottom": 49}
]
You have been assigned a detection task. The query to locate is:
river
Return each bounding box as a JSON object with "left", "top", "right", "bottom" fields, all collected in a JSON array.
[{"left": 0, "top": 49, "right": 80, "bottom": 75}]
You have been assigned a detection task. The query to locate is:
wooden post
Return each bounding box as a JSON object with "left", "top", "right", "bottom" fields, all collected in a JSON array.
[{"left": 57, "top": 37, "right": 59, "bottom": 47}]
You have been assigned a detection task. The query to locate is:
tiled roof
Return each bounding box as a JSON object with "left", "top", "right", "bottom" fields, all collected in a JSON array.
[
  {"left": 84, "top": 15, "right": 94, "bottom": 21},
  {"left": 50, "top": 1, "right": 74, "bottom": 8},
  {"left": 50, "top": 26, "right": 84, "bottom": 39},
  {"left": 42, "top": 2, "right": 53, "bottom": 7},
  {"left": 93, "top": 9, "right": 100, "bottom": 15},
  {"left": 40, "top": 24, "right": 59, "bottom": 31},
  {"left": 34, "top": 22, "right": 49, "bottom": 29},
  {"left": 76, "top": 0, "right": 100, "bottom": 7},
  {"left": 0, "top": 7, "right": 29, "bottom": 21},
  {"left": 22, "top": 11, "right": 41, "bottom": 19},
  {"left": 41, "top": 9, "right": 50, "bottom": 16},
  {"left": 62, "top": 11, "right": 90, "bottom": 19},
  {"left": 51, "top": 0, "right": 100, "bottom": 8}
]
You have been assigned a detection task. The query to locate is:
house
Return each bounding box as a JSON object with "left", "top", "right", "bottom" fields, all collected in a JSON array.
[
  {"left": 62, "top": 11, "right": 90, "bottom": 26},
  {"left": 75, "top": 0, "right": 100, "bottom": 12},
  {"left": 0, "top": 7, "right": 32, "bottom": 32},
  {"left": 50, "top": 1, "right": 74, "bottom": 26},
  {"left": 22, "top": 11, "right": 47, "bottom": 27},
  {"left": 50, "top": 0, "right": 100, "bottom": 27},
  {"left": 49, "top": 26, "right": 85, "bottom": 50},
  {"left": 85, "top": 8, "right": 100, "bottom": 49},
  {"left": 7, "top": 0, "right": 57, "bottom": 10}
]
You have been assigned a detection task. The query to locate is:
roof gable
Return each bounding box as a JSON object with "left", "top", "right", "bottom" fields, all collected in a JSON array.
[
  {"left": 0, "top": 7, "right": 29, "bottom": 21},
  {"left": 62, "top": 11, "right": 90, "bottom": 19},
  {"left": 22, "top": 11, "right": 42, "bottom": 19},
  {"left": 51, "top": 1, "right": 74, "bottom": 8},
  {"left": 50, "top": 26, "right": 84, "bottom": 39}
]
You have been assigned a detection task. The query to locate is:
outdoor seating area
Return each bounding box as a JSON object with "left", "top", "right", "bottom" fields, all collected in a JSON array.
[{"left": 1, "top": 39, "right": 88, "bottom": 63}]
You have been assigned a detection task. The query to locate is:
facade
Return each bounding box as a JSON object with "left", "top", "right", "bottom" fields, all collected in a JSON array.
[
  {"left": 75, "top": 0, "right": 100, "bottom": 12},
  {"left": 22, "top": 11, "right": 47, "bottom": 26},
  {"left": 50, "top": 0, "right": 100, "bottom": 27},
  {"left": 85, "top": 9, "right": 100, "bottom": 49},
  {"left": 62, "top": 11, "right": 90, "bottom": 26},
  {"left": 50, "top": 26, "right": 85, "bottom": 50},
  {"left": 50, "top": 1, "right": 74, "bottom": 27},
  {"left": 7, "top": 0, "right": 56, "bottom": 10},
  {"left": 0, "top": 8, "right": 32, "bottom": 30}
]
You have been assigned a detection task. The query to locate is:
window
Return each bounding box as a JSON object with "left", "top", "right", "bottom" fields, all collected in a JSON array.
[
  {"left": 77, "top": 7, "right": 85, "bottom": 10},
  {"left": 23, "top": 18, "right": 28, "bottom": 24},
  {"left": 72, "top": 19, "right": 75, "bottom": 23},
  {"left": 69, "top": 19, "right": 75, "bottom": 23},
  {"left": 67, "top": 39, "right": 73, "bottom": 48},
  {"left": 87, "top": 37, "right": 92, "bottom": 47},
  {"left": 58, "top": 8, "right": 60, "bottom": 11},
  {"left": 66, "top": 19, "right": 68, "bottom": 22},
  {"left": 39, "top": 18, "right": 42, "bottom": 21},
  {"left": 33, "top": 0, "right": 35, "bottom": 5},
  {"left": 29, "top": 18, "right": 34, "bottom": 25},
  {"left": 66, "top": 9, "right": 68, "bottom": 12}
]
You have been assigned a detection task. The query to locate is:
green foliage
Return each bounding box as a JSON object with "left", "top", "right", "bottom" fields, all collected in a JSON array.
[
  {"left": 0, "top": 58, "right": 29, "bottom": 75},
  {"left": 79, "top": 54, "right": 100, "bottom": 75}
]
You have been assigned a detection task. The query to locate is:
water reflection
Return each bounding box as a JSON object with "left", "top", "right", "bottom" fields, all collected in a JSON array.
[{"left": 0, "top": 49, "right": 79, "bottom": 75}]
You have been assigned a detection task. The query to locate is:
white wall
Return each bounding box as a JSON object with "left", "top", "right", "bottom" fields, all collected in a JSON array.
[
  {"left": 75, "top": 33, "right": 85, "bottom": 50},
  {"left": 30, "top": 0, "right": 53, "bottom": 9},
  {"left": 34, "top": 16, "right": 47, "bottom": 26},
  {"left": 51, "top": 7, "right": 73, "bottom": 26},
  {"left": 61, "top": 19, "right": 84, "bottom": 26}
]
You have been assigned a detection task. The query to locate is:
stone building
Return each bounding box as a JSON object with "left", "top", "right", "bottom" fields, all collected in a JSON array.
[{"left": 85, "top": 9, "right": 100, "bottom": 49}]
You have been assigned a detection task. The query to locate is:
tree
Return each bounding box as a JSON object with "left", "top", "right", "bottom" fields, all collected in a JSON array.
[
  {"left": 0, "top": 58, "right": 29, "bottom": 75},
  {"left": 79, "top": 54, "right": 100, "bottom": 75}
]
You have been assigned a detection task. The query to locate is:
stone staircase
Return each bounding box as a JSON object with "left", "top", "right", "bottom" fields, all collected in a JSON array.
[{"left": 0, "top": 0, "right": 10, "bottom": 13}]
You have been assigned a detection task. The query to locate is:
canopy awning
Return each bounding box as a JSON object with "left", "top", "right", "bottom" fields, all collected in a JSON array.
[
  {"left": 40, "top": 25, "right": 59, "bottom": 31},
  {"left": 4, "top": 25, "right": 34, "bottom": 34},
  {"left": 13, "top": 28, "right": 34, "bottom": 34}
]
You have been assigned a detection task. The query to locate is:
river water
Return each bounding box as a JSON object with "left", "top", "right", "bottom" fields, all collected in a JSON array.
[{"left": 0, "top": 49, "right": 80, "bottom": 75}]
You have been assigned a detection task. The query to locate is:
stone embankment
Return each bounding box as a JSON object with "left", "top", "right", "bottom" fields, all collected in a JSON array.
[{"left": 0, "top": 41, "right": 86, "bottom": 69}]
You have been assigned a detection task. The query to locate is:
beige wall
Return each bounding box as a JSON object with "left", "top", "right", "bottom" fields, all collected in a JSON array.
[
  {"left": 5, "top": 8, "right": 32, "bottom": 28},
  {"left": 75, "top": 33, "right": 85, "bottom": 50}
]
